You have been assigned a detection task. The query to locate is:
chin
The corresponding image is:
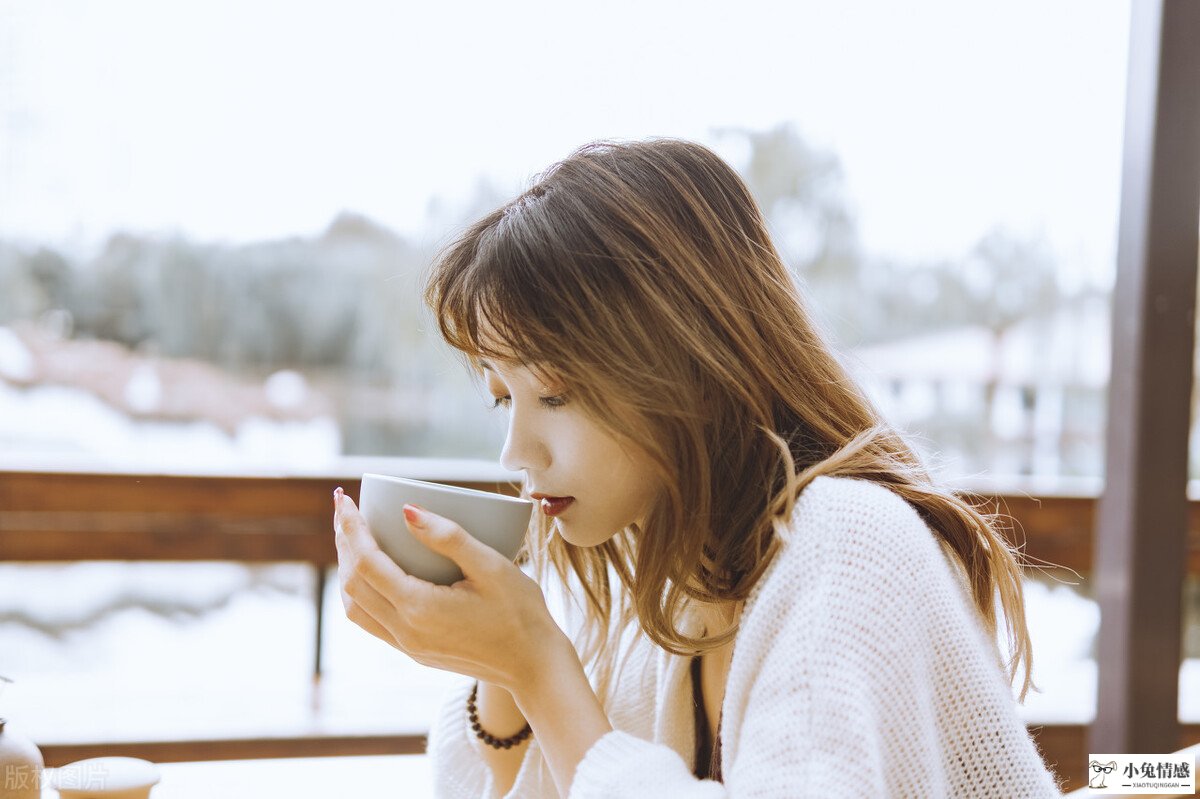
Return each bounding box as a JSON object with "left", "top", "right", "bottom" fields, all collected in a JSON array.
[{"left": 555, "top": 520, "right": 617, "bottom": 549}]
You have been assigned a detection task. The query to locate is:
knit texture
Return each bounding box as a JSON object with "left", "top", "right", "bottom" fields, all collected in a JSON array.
[{"left": 426, "top": 475, "right": 1065, "bottom": 798}]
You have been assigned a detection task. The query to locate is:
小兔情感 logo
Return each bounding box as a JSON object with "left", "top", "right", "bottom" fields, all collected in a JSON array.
[{"left": 1086, "top": 753, "right": 1195, "bottom": 794}]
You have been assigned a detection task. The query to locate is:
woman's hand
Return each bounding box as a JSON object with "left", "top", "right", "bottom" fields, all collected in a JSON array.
[{"left": 332, "top": 487, "right": 569, "bottom": 693}]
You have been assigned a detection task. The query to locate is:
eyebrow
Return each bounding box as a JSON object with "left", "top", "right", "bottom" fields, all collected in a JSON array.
[
  {"left": 479, "top": 356, "right": 558, "bottom": 384},
  {"left": 479, "top": 357, "right": 523, "bottom": 372}
]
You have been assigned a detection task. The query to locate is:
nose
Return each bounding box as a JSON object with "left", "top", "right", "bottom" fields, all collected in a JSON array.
[{"left": 498, "top": 410, "right": 551, "bottom": 473}]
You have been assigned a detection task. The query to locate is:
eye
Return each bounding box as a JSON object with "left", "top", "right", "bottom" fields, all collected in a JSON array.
[{"left": 489, "top": 394, "right": 568, "bottom": 410}]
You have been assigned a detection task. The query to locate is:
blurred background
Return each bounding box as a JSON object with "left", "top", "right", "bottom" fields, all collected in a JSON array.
[
  {"left": 0, "top": 0, "right": 1132, "bottom": 474},
  {"left": 1, "top": 0, "right": 1189, "bottom": 780}
]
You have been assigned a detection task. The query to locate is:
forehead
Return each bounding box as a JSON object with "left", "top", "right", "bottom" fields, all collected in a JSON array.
[
  {"left": 474, "top": 319, "right": 561, "bottom": 383},
  {"left": 478, "top": 357, "right": 512, "bottom": 375},
  {"left": 478, "top": 357, "right": 563, "bottom": 387}
]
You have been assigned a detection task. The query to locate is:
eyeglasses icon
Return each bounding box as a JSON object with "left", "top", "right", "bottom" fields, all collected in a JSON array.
[{"left": 1090, "top": 761, "right": 1117, "bottom": 774}]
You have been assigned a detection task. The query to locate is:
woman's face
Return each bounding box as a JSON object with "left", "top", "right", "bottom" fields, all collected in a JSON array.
[{"left": 483, "top": 358, "right": 660, "bottom": 548}]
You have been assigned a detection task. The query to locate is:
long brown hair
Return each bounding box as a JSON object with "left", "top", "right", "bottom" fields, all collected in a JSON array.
[{"left": 423, "top": 138, "right": 1040, "bottom": 703}]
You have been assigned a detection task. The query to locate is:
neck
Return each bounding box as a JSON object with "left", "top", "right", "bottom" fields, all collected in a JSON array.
[{"left": 696, "top": 599, "right": 742, "bottom": 637}]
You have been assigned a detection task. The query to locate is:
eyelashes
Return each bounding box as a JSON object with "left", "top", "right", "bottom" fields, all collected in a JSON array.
[{"left": 489, "top": 394, "right": 568, "bottom": 411}]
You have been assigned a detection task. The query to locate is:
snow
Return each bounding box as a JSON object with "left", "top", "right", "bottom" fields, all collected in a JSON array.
[
  {"left": 0, "top": 557, "right": 1151, "bottom": 742},
  {"left": 264, "top": 370, "right": 308, "bottom": 411},
  {"left": 0, "top": 380, "right": 342, "bottom": 471},
  {"left": 0, "top": 327, "right": 35, "bottom": 382},
  {"left": 1013, "top": 577, "right": 1101, "bottom": 724},
  {"left": 122, "top": 363, "right": 163, "bottom": 413},
  {"left": 0, "top": 563, "right": 464, "bottom": 742}
]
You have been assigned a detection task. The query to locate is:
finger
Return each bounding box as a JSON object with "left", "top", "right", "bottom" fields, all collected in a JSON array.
[
  {"left": 334, "top": 488, "right": 419, "bottom": 593},
  {"left": 340, "top": 552, "right": 406, "bottom": 613},
  {"left": 402, "top": 504, "right": 503, "bottom": 581},
  {"left": 334, "top": 488, "right": 381, "bottom": 552},
  {"left": 340, "top": 586, "right": 400, "bottom": 648}
]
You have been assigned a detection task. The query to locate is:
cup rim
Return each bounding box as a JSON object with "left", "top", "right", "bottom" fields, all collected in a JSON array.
[
  {"left": 361, "top": 473, "right": 533, "bottom": 506},
  {"left": 50, "top": 755, "right": 161, "bottom": 791}
]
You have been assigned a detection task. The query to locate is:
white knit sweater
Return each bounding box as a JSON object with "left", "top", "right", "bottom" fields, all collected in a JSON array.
[{"left": 426, "top": 475, "right": 1065, "bottom": 798}]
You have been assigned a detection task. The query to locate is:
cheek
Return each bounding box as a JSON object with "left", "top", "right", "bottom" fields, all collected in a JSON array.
[
  {"left": 626, "top": 470, "right": 660, "bottom": 515},
  {"left": 604, "top": 449, "right": 659, "bottom": 514},
  {"left": 545, "top": 425, "right": 588, "bottom": 472},
  {"left": 549, "top": 416, "right": 658, "bottom": 505}
]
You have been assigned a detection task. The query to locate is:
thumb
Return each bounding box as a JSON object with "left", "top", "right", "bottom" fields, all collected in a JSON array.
[{"left": 403, "top": 504, "right": 497, "bottom": 576}]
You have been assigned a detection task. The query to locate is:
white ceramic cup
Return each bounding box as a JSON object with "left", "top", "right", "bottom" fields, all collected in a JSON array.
[
  {"left": 51, "top": 756, "right": 160, "bottom": 799},
  {"left": 357, "top": 474, "right": 534, "bottom": 585}
]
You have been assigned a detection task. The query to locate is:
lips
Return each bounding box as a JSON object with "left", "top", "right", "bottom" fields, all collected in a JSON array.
[{"left": 530, "top": 493, "right": 575, "bottom": 516}]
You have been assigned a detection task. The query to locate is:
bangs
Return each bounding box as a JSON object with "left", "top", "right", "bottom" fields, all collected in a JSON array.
[
  {"left": 457, "top": 302, "right": 527, "bottom": 378},
  {"left": 425, "top": 212, "right": 564, "bottom": 382}
]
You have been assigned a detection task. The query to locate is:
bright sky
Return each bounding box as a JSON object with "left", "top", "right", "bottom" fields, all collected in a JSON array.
[{"left": 0, "top": 0, "right": 1130, "bottom": 291}]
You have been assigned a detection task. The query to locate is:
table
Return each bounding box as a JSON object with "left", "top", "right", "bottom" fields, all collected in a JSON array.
[{"left": 40, "top": 754, "right": 433, "bottom": 799}]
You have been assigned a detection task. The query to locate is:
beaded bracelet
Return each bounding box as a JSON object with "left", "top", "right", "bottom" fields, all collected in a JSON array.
[{"left": 467, "top": 682, "right": 534, "bottom": 749}]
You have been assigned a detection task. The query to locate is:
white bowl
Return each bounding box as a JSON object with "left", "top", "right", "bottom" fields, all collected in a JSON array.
[{"left": 358, "top": 474, "right": 534, "bottom": 585}]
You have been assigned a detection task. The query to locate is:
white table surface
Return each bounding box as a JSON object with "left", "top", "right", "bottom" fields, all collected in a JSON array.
[{"left": 41, "top": 754, "right": 433, "bottom": 799}]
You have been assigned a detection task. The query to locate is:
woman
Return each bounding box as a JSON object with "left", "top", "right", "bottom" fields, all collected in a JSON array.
[{"left": 332, "top": 139, "right": 1065, "bottom": 797}]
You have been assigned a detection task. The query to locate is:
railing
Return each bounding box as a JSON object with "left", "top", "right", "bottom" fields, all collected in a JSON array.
[
  {"left": 0, "top": 460, "right": 518, "bottom": 768},
  {"left": 3, "top": 464, "right": 1200, "bottom": 793}
]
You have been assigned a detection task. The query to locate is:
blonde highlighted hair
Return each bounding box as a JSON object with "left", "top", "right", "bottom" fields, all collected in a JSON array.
[{"left": 423, "top": 138, "right": 1040, "bottom": 703}]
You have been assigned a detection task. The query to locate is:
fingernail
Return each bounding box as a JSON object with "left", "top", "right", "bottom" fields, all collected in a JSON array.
[
  {"left": 333, "top": 487, "right": 344, "bottom": 508},
  {"left": 403, "top": 504, "right": 423, "bottom": 525}
]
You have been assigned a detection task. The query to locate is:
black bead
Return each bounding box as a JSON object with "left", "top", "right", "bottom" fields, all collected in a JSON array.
[{"left": 465, "top": 680, "right": 534, "bottom": 749}]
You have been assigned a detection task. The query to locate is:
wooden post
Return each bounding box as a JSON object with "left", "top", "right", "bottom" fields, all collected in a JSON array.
[{"left": 1089, "top": 0, "right": 1200, "bottom": 756}]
